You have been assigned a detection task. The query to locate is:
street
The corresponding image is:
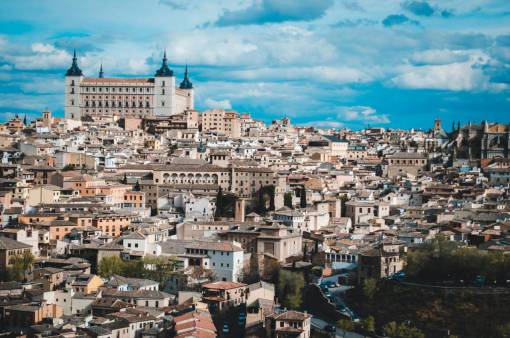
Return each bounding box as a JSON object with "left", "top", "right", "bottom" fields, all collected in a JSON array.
[{"left": 311, "top": 317, "right": 366, "bottom": 338}]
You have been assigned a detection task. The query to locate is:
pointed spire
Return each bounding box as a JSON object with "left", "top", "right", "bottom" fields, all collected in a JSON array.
[
  {"left": 23, "top": 114, "right": 27, "bottom": 125},
  {"left": 179, "top": 64, "right": 193, "bottom": 89},
  {"left": 155, "top": 51, "right": 173, "bottom": 77},
  {"left": 66, "top": 49, "right": 83, "bottom": 76},
  {"left": 99, "top": 63, "right": 104, "bottom": 78}
]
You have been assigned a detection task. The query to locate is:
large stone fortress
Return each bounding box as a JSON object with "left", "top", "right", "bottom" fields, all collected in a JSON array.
[{"left": 64, "top": 51, "right": 194, "bottom": 120}]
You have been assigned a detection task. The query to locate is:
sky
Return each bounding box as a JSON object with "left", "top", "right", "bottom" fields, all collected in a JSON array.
[{"left": 0, "top": 0, "right": 509, "bottom": 130}]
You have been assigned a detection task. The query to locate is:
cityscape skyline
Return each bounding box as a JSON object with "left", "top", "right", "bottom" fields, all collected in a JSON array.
[
  {"left": 0, "top": 0, "right": 509, "bottom": 128},
  {"left": 1, "top": 2, "right": 510, "bottom": 337}
]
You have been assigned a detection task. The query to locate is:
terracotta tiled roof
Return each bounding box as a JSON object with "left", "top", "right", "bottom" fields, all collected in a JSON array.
[{"left": 202, "top": 281, "right": 247, "bottom": 290}]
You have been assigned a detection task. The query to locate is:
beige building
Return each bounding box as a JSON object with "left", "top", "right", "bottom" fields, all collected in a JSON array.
[
  {"left": 153, "top": 163, "right": 285, "bottom": 202},
  {"left": 201, "top": 281, "right": 248, "bottom": 313},
  {"left": 71, "top": 274, "right": 104, "bottom": 294},
  {"left": 55, "top": 151, "right": 96, "bottom": 169},
  {"left": 265, "top": 310, "right": 311, "bottom": 338},
  {"left": 0, "top": 237, "right": 33, "bottom": 275},
  {"left": 27, "top": 185, "right": 61, "bottom": 207},
  {"left": 201, "top": 109, "right": 241, "bottom": 138},
  {"left": 345, "top": 200, "right": 390, "bottom": 225},
  {"left": 219, "top": 225, "right": 302, "bottom": 262},
  {"left": 358, "top": 241, "right": 405, "bottom": 280},
  {"left": 386, "top": 152, "right": 427, "bottom": 177}
]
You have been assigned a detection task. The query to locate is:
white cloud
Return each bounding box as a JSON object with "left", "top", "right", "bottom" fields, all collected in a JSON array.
[
  {"left": 391, "top": 62, "right": 484, "bottom": 91},
  {"left": 32, "top": 43, "right": 57, "bottom": 53},
  {"left": 164, "top": 25, "right": 337, "bottom": 67},
  {"left": 5, "top": 43, "right": 71, "bottom": 70},
  {"left": 390, "top": 50, "right": 506, "bottom": 91},
  {"left": 409, "top": 49, "right": 472, "bottom": 65},
  {"left": 301, "top": 120, "right": 344, "bottom": 128},
  {"left": 225, "top": 66, "right": 371, "bottom": 84},
  {"left": 338, "top": 106, "right": 390, "bottom": 124},
  {"left": 204, "top": 98, "right": 232, "bottom": 109}
]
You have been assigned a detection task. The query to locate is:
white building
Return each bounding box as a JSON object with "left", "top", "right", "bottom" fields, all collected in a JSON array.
[
  {"left": 157, "top": 192, "right": 216, "bottom": 222},
  {"left": 64, "top": 51, "right": 194, "bottom": 120},
  {"left": 122, "top": 232, "right": 162, "bottom": 256},
  {"left": 171, "top": 240, "right": 244, "bottom": 282}
]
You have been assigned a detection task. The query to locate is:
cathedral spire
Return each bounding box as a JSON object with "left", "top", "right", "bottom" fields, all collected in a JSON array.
[
  {"left": 65, "top": 49, "right": 83, "bottom": 76},
  {"left": 99, "top": 63, "right": 104, "bottom": 78},
  {"left": 155, "top": 50, "right": 173, "bottom": 77},
  {"left": 179, "top": 64, "right": 193, "bottom": 89}
]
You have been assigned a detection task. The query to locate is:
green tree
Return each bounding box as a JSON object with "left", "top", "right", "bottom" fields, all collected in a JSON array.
[
  {"left": 361, "top": 316, "right": 375, "bottom": 333},
  {"left": 8, "top": 251, "right": 34, "bottom": 282},
  {"left": 362, "top": 278, "right": 378, "bottom": 300},
  {"left": 262, "top": 259, "right": 280, "bottom": 284},
  {"left": 143, "top": 256, "right": 178, "bottom": 287},
  {"left": 497, "top": 322, "right": 510, "bottom": 338},
  {"left": 62, "top": 164, "right": 75, "bottom": 171},
  {"left": 277, "top": 270, "right": 305, "bottom": 309},
  {"left": 215, "top": 187, "right": 223, "bottom": 218},
  {"left": 284, "top": 192, "right": 293, "bottom": 208},
  {"left": 336, "top": 319, "right": 355, "bottom": 331},
  {"left": 384, "top": 321, "right": 400, "bottom": 337},
  {"left": 299, "top": 186, "right": 307, "bottom": 208},
  {"left": 122, "top": 259, "right": 146, "bottom": 278},
  {"left": 98, "top": 255, "right": 125, "bottom": 278},
  {"left": 383, "top": 321, "right": 425, "bottom": 338}
]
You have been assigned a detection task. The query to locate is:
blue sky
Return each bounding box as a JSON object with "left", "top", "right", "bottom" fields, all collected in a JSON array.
[{"left": 0, "top": 0, "right": 509, "bottom": 130}]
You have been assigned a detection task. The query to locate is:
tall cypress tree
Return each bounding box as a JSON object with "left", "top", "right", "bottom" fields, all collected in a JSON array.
[{"left": 300, "top": 186, "right": 307, "bottom": 208}]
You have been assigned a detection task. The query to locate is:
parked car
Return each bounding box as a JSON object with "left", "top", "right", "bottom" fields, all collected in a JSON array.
[
  {"left": 326, "top": 281, "right": 338, "bottom": 288},
  {"left": 324, "top": 325, "right": 336, "bottom": 333}
]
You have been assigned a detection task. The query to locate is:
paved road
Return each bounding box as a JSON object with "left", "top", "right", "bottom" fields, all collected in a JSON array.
[
  {"left": 311, "top": 317, "right": 366, "bottom": 338},
  {"left": 326, "top": 285, "right": 358, "bottom": 320}
]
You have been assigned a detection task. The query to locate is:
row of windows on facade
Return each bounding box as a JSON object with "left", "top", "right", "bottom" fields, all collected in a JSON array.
[
  {"left": 84, "top": 101, "right": 151, "bottom": 108},
  {"left": 186, "top": 248, "right": 231, "bottom": 256},
  {"left": 73, "top": 88, "right": 169, "bottom": 95},
  {"left": 389, "top": 159, "right": 426, "bottom": 165},
  {"left": 70, "top": 80, "right": 171, "bottom": 89},
  {"left": 71, "top": 84, "right": 151, "bottom": 93}
]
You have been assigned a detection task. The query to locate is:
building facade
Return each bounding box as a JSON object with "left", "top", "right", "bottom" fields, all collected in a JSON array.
[
  {"left": 450, "top": 121, "right": 510, "bottom": 161},
  {"left": 64, "top": 51, "right": 194, "bottom": 120}
]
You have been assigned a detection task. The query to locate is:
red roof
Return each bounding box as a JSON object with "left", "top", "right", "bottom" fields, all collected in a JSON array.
[{"left": 202, "top": 281, "right": 247, "bottom": 290}]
